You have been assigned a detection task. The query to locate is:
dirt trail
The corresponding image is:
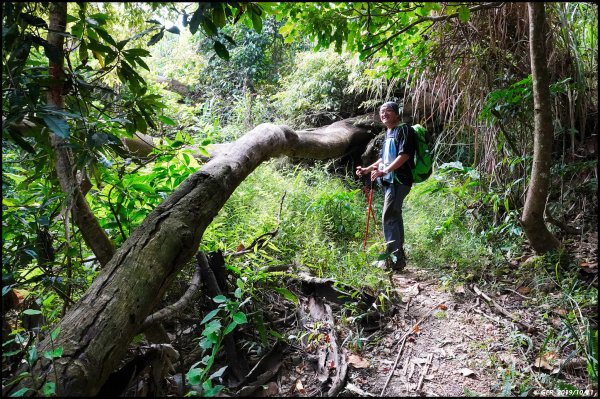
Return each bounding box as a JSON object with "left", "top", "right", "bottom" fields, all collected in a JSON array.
[
  {"left": 344, "top": 267, "right": 504, "bottom": 397},
  {"left": 274, "top": 266, "right": 548, "bottom": 397}
]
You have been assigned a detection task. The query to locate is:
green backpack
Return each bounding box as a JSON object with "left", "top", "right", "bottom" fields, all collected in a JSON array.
[{"left": 410, "top": 124, "right": 433, "bottom": 183}]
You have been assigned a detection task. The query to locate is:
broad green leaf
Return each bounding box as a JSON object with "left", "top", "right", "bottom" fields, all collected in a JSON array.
[
  {"left": 274, "top": 287, "right": 299, "bottom": 305},
  {"left": 232, "top": 311, "right": 247, "bottom": 324},
  {"left": 212, "top": 5, "right": 226, "bottom": 28},
  {"left": 202, "top": 319, "right": 222, "bottom": 336},
  {"left": 182, "top": 152, "right": 191, "bottom": 166},
  {"left": 90, "top": 25, "right": 117, "bottom": 46},
  {"left": 8, "top": 387, "right": 30, "bottom": 397},
  {"left": 42, "top": 382, "right": 56, "bottom": 396},
  {"left": 189, "top": 7, "right": 203, "bottom": 35},
  {"left": 213, "top": 41, "right": 229, "bottom": 60},
  {"left": 199, "top": 337, "right": 213, "bottom": 349},
  {"left": 223, "top": 321, "right": 237, "bottom": 335},
  {"left": 43, "top": 347, "right": 63, "bottom": 360},
  {"left": 200, "top": 308, "right": 220, "bottom": 325},
  {"left": 213, "top": 295, "right": 227, "bottom": 303},
  {"left": 129, "top": 183, "right": 155, "bottom": 194},
  {"left": 125, "top": 49, "right": 151, "bottom": 58},
  {"left": 250, "top": 11, "right": 263, "bottom": 33},
  {"left": 198, "top": 146, "right": 210, "bottom": 157},
  {"left": 186, "top": 367, "right": 202, "bottom": 385},
  {"left": 158, "top": 115, "right": 176, "bottom": 126},
  {"left": 458, "top": 6, "right": 470, "bottom": 23},
  {"left": 147, "top": 29, "right": 164, "bottom": 46},
  {"left": 202, "top": 18, "right": 218, "bottom": 36},
  {"left": 43, "top": 115, "right": 70, "bottom": 138},
  {"left": 27, "top": 346, "right": 37, "bottom": 364},
  {"left": 23, "top": 309, "right": 42, "bottom": 316},
  {"left": 51, "top": 327, "right": 61, "bottom": 340}
]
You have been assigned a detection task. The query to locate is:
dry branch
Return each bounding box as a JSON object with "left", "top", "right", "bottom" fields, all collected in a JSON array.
[
  {"left": 380, "top": 301, "right": 445, "bottom": 396},
  {"left": 472, "top": 284, "right": 537, "bottom": 333},
  {"left": 139, "top": 263, "right": 202, "bottom": 332}
]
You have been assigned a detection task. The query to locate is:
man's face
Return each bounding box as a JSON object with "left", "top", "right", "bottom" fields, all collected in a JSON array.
[{"left": 379, "top": 106, "right": 400, "bottom": 127}]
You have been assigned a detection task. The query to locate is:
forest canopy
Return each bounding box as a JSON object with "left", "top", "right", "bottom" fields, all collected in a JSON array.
[{"left": 2, "top": 2, "right": 597, "bottom": 397}]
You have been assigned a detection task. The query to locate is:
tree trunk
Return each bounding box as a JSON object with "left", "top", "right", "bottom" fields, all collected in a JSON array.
[
  {"left": 7, "top": 115, "right": 379, "bottom": 396},
  {"left": 46, "top": 2, "right": 116, "bottom": 267},
  {"left": 520, "top": 3, "right": 561, "bottom": 254}
]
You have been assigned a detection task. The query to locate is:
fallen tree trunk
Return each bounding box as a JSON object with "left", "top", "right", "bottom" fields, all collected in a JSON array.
[{"left": 7, "top": 115, "right": 379, "bottom": 396}]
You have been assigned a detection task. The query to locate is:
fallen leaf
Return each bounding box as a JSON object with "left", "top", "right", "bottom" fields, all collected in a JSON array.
[
  {"left": 236, "top": 244, "right": 245, "bottom": 252},
  {"left": 551, "top": 317, "right": 562, "bottom": 328},
  {"left": 554, "top": 308, "right": 568, "bottom": 316},
  {"left": 412, "top": 325, "right": 422, "bottom": 334},
  {"left": 456, "top": 368, "right": 476, "bottom": 377},
  {"left": 347, "top": 354, "right": 370, "bottom": 369},
  {"left": 579, "top": 261, "right": 596, "bottom": 268},
  {"left": 516, "top": 286, "right": 531, "bottom": 295},
  {"left": 534, "top": 352, "right": 559, "bottom": 371},
  {"left": 295, "top": 379, "right": 305, "bottom": 394},
  {"left": 11, "top": 289, "right": 30, "bottom": 307},
  {"left": 498, "top": 352, "right": 519, "bottom": 365},
  {"left": 261, "top": 381, "right": 279, "bottom": 396},
  {"left": 437, "top": 304, "right": 448, "bottom": 310}
]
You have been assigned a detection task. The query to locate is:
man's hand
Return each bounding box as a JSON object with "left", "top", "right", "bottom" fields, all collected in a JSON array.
[
  {"left": 356, "top": 166, "right": 369, "bottom": 177},
  {"left": 371, "top": 169, "right": 385, "bottom": 181}
]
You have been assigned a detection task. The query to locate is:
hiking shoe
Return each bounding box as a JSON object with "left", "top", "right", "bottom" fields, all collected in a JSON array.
[{"left": 392, "top": 256, "right": 406, "bottom": 272}]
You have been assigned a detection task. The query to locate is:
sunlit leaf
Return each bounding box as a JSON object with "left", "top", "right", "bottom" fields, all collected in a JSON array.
[{"left": 274, "top": 287, "right": 298, "bottom": 305}]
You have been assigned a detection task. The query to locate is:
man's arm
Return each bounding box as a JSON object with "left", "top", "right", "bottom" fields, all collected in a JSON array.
[
  {"left": 372, "top": 153, "right": 409, "bottom": 178},
  {"left": 356, "top": 158, "right": 382, "bottom": 176}
]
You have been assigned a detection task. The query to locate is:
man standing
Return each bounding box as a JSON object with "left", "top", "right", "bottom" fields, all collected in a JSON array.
[{"left": 356, "top": 102, "right": 416, "bottom": 271}]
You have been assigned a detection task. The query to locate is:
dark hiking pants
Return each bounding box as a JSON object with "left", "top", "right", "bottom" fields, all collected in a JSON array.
[{"left": 382, "top": 181, "right": 411, "bottom": 261}]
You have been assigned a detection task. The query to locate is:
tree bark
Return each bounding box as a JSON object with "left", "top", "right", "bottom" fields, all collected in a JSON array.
[
  {"left": 7, "top": 115, "right": 378, "bottom": 396},
  {"left": 46, "top": 2, "right": 116, "bottom": 267},
  {"left": 520, "top": 3, "right": 561, "bottom": 254}
]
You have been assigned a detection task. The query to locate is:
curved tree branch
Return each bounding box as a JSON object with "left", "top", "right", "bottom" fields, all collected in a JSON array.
[
  {"left": 9, "top": 113, "right": 380, "bottom": 396},
  {"left": 138, "top": 262, "right": 202, "bottom": 331}
]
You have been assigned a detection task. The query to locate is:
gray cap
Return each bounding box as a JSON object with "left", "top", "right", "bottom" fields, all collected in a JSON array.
[{"left": 381, "top": 101, "right": 400, "bottom": 115}]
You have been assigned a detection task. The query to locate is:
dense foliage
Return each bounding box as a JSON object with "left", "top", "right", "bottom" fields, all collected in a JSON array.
[{"left": 2, "top": 2, "right": 597, "bottom": 396}]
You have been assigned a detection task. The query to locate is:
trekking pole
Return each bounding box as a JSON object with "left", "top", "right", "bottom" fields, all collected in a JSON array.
[{"left": 362, "top": 178, "right": 376, "bottom": 250}]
